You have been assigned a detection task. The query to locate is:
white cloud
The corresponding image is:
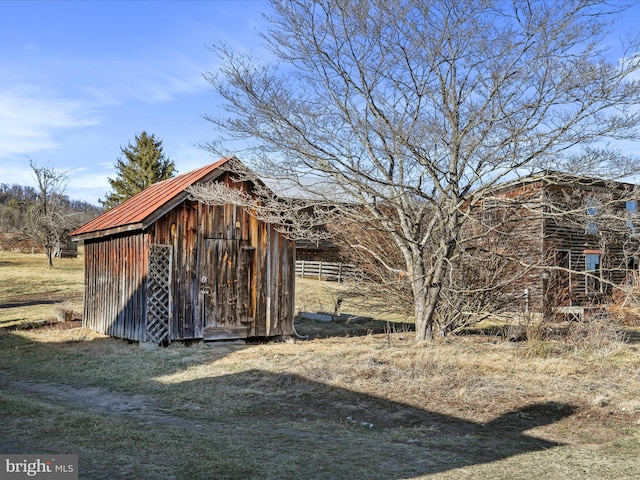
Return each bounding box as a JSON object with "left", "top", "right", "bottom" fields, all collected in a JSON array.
[
  {"left": 114, "top": 58, "right": 210, "bottom": 104},
  {"left": 0, "top": 85, "right": 100, "bottom": 157},
  {"left": 71, "top": 52, "right": 211, "bottom": 107},
  {"left": 0, "top": 159, "right": 33, "bottom": 185},
  {"left": 67, "top": 178, "right": 110, "bottom": 206}
]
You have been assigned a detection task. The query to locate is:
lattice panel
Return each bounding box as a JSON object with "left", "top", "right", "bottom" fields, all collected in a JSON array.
[{"left": 146, "top": 244, "right": 173, "bottom": 344}]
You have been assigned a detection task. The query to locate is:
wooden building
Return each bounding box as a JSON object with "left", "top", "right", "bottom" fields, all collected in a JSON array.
[
  {"left": 70, "top": 158, "right": 295, "bottom": 344},
  {"left": 470, "top": 172, "right": 639, "bottom": 316},
  {"left": 55, "top": 233, "right": 78, "bottom": 258}
]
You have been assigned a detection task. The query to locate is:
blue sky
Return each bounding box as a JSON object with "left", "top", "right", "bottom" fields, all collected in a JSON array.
[
  {"left": 2, "top": 1, "right": 640, "bottom": 206},
  {"left": 0, "top": 0, "right": 270, "bottom": 205}
]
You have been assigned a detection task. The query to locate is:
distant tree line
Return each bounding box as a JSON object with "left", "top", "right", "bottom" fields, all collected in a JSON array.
[
  {"left": 0, "top": 183, "right": 101, "bottom": 230},
  {"left": 0, "top": 132, "right": 173, "bottom": 263},
  {"left": 0, "top": 182, "right": 102, "bottom": 253}
]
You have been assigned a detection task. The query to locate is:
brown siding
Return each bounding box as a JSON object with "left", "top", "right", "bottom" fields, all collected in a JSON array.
[
  {"left": 477, "top": 179, "right": 637, "bottom": 314},
  {"left": 192, "top": 193, "right": 294, "bottom": 338},
  {"left": 543, "top": 184, "right": 630, "bottom": 306},
  {"left": 150, "top": 201, "right": 200, "bottom": 340},
  {"left": 83, "top": 233, "right": 148, "bottom": 341},
  {"left": 80, "top": 172, "right": 295, "bottom": 343},
  {"left": 466, "top": 183, "right": 547, "bottom": 313}
]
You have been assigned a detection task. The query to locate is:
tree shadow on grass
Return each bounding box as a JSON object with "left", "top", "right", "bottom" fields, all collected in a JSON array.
[
  {"left": 162, "top": 369, "right": 574, "bottom": 479},
  {"left": 0, "top": 329, "right": 575, "bottom": 479},
  {"left": 0, "top": 299, "right": 59, "bottom": 309},
  {"left": 294, "top": 313, "right": 415, "bottom": 339}
]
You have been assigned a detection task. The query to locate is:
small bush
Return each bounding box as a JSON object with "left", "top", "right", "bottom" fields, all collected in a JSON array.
[
  {"left": 562, "top": 319, "right": 627, "bottom": 354},
  {"left": 607, "top": 273, "right": 640, "bottom": 327}
]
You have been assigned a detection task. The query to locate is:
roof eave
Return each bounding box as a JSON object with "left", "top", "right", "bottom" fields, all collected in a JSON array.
[{"left": 71, "top": 222, "right": 145, "bottom": 242}]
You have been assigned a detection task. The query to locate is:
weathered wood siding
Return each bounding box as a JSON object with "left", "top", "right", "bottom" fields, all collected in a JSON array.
[
  {"left": 466, "top": 182, "right": 547, "bottom": 313},
  {"left": 149, "top": 174, "right": 294, "bottom": 340},
  {"left": 543, "top": 184, "right": 630, "bottom": 306},
  {"left": 149, "top": 200, "right": 200, "bottom": 339},
  {"left": 83, "top": 233, "right": 148, "bottom": 341},
  {"left": 81, "top": 173, "right": 295, "bottom": 342},
  {"left": 502, "top": 184, "right": 547, "bottom": 312},
  {"left": 477, "top": 179, "right": 636, "bottom": 313}
]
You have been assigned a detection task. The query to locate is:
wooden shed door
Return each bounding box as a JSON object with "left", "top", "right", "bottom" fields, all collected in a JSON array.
[{"left": 201, "top": 239, "right": 251, "bottom": 338}]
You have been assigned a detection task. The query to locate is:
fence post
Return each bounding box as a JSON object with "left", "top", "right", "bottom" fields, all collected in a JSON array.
[{"left": 319, "top": 261, "right": 323, "bottom": 280}]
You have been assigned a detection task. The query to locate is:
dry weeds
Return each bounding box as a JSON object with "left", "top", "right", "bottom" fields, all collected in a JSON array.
[
  {"left": 1, "top": 324, "right": 639, "bottom": 479},
  {"left": 0, "top": 251, "right": 639, "bottom": 478}
]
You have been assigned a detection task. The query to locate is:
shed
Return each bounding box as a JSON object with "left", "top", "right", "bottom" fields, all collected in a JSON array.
[{"left": 70, "top": 158, "right": 295, "bottom": 343}]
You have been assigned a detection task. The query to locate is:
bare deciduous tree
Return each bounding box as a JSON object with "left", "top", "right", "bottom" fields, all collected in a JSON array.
[
  {"left": 27, "top": 160, "right": 73, "bottom": 267},
  {"left": 199, "top": 0, "right": 640, "bottom": 342}
]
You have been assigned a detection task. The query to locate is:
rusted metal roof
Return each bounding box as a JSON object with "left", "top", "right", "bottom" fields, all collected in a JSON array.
[{"left": 71, "top": 157, "right": 229, "bottom": 240}]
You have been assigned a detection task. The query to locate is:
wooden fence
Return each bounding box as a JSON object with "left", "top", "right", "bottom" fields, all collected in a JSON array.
[{"left": 295, "top": 260, "right": 356, "bottom": 281}]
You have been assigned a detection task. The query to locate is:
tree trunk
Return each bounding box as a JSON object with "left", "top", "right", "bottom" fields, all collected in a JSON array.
[
  {"left": 412, "top": 252, "right": 448, "bottom": 342},
  {"left": 413, "top": 293, "right": 432, "bottom": 342},
  {"left": 413, "top": 258, "right": 448, "bottom": 342},
  {"left": 412, "top": 203, "right": 460, "bottom": 342}
]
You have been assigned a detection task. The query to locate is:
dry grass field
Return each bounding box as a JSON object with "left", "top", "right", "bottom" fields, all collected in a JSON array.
[
  {"left": 0, "top": 250, "right": 84, "bottom": 328},
  {"left": 0, "top": 250, "right": 639, "bottom": 479}
]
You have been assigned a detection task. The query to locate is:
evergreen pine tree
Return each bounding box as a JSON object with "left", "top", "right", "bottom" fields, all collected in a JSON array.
[{"left": 101, "top": 131, "right": 176, "bottom": 209}]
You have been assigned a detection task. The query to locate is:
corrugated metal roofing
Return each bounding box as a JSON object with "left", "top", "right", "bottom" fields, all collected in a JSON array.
[{"left": 71, "top": 157, "right": 229, "bottom": 239}]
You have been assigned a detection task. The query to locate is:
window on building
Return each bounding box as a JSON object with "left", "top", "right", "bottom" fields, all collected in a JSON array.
[
  {"left": 482, "top": 199, "right": 498, "bottom": 228},
  {"left": 626, "top": 200, "right": 637, "bottom": 233},
  {"left": 585, "top": 197, "right": 598, "bottom": 235},
  {"left": 585, "top": 253, "right": 601, "bottom": 293}
]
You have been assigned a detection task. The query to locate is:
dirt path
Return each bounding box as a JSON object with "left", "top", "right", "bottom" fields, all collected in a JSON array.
[
  {"left": 0, "top": 370, "right": 333, "bottom": 443},
  {"left": 0, "top": 371, "right": 216, "bottom": 429}
]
